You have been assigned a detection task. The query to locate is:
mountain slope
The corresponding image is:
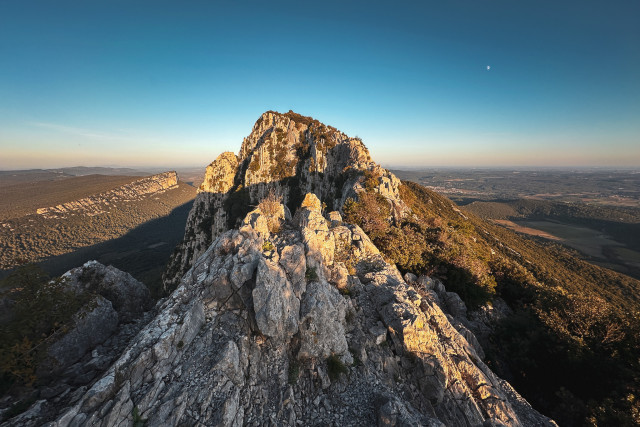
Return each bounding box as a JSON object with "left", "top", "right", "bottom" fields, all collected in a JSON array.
[
  {"left": 7, "top": 111, "right": 637, "bottom": 425},
  {"left": 349, "top": 180, "right": 640, "bottom": 425},
  {"left": 0, "top": 111, "right": 558, "bottom": 426}
]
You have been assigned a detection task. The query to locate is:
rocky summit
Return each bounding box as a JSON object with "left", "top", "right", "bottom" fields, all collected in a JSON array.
[
  {"left": 163, "top": 111, "right": 405, "bottom": 292},
  {"left": 3, "top": 111, "right": 556, "bottom": 426}
]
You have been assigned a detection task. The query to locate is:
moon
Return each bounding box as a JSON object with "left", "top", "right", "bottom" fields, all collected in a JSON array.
[{"left": 487, "top": 65, "right": 491, "bottom": 71}]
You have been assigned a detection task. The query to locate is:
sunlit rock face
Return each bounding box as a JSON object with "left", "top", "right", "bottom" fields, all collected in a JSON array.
[
  {"left": 8, "top": 112, "right": 556, "bottom": 426},
  {"left": 163, "top": 111, "right": 405, "bottom": 292}
]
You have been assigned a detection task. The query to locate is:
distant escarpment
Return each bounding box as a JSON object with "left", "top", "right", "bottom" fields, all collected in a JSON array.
[
  {"left": 164, "top": 111, "right": 405, "bottom": 291},
  {"left": 0, "top": 172, "right": 196, "bottom": 292},
  {"left": 36, "top": 172, "right": 178, "bottom": 219}
]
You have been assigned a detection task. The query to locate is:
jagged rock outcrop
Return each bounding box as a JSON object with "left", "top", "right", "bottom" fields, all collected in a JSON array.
[
  {"left": 163, "top": 111, "right": 405, "bottom": 292},
  {"left": 41, "top": 195, "right": 554, "bottom": 427},
  {"left": 42, "top": 261, "right": 153, "bottom": 374},
  {"left": 36, "top": 172, "right": 178, "bottom": 219},
  {"left": 62, "top": 261, "right": 153, "bottom": 323},
  {"left": 45, "top": 295, "right": 119, "bottom": 373}
]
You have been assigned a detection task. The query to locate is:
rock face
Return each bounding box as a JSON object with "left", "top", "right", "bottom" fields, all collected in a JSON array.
[
  {"left": 163, "top": 111, "right": 405, "bottom": 292},
  {"left": 42, "top": 261, "right": 153, "bottom": 374},
  {"left": 42, "top": 195, "right": 554, "bottom": 427},
  {"left": 36, "top": 172, "right": 178, "bottom": 219},
  {"left": 62, "top": 261, "right": 153, "bottom": 323},
  {"left": 46, "top": 295, "right": 119, "bottom": 372}
]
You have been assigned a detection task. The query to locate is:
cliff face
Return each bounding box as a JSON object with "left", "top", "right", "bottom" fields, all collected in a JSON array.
[
  {"left": 0, "top": 171, "right": 192, "bottom": 276},
  {"left": 49, "top": 195, "right": 554, "bottom": 427},
  {"left": 163, "top": 111, "right": 405, "bottom": 292}
]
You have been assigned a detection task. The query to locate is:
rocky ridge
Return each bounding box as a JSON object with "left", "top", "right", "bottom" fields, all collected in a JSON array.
[
  {"left": 38, "top": 193, "right": 554, "bottom": 426},
  {"left": 36, "top": 172, "right": 178, "bottom": 219},
  {"left": 3, "top": 112, "right": 557, "bottom": 426}
]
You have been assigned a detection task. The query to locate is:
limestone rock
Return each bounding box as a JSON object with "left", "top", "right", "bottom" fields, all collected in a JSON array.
[
  {"left": 198, "top": 152, "right": 238, "bottom": 193},
  {"left": 328, "top": 211, "right": 342, "bottom": 227},
  {"left": 376, "top": 393, "right": 443, "bottom": 427},
  {"left": 63, "top": 261, "right": 152, "bottom": 323},
  {"left": 242, "top": 208, "right": 270, "bottom": 240},
  {"left": 27, "top": 192, "right": 556, "bottom": 427},
  {"left": 163, "top": 110, "right": 400, "bottom": 291},
  {"left": 300, "top": 193, "right": 322, "bottom": 211},
  {"left": 298, "top": 280, "right": 349, "bottom": 361},
  {"left": 9, "top": 114, "right": 559, "bottom": 427},
  {"left": 278, "top": 243, "right": 306, "bottom": 298},
  {"left": 443, "top": 291, "right": 468, "bottom": 319},
  {"left": 252, "top": 258, "right": 299, "bottom": 343}
]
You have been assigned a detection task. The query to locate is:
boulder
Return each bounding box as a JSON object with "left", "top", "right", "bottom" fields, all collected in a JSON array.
[
  {"left": 298, "top": 280, "right": 349, "bottom": 361},
  {"left": 252, "top": 258, "right": 299, "bottom": 343},
  {"left": 63, "top": 261, "right": 151, "bottom": 323},
  {"left": 279, "top": 243, "right": 307, "bottom": 298}
]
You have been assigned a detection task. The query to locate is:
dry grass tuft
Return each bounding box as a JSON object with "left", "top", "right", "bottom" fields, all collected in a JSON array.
[{"left": 258, "top": 189, "right": 284, "bottom": 233}]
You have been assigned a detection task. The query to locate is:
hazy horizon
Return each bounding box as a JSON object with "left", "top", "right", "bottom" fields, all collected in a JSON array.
[
  {"left": 2, "top": 162, "right": 639, "bottom": 174},
  {"left": 1, "top": 1, "right": 639, "bottom": 169}
]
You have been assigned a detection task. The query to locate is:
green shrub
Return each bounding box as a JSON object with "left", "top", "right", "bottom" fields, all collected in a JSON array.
[
  {"left": 305, "top": 267, "right": 318, "bottom": 281},
  {"left": 0, "top": 264, "right": 90, "bottom": 392},
  {"left": 288, "top": 360, "right": 300, "bottom": 385},
  {"left": 362, "top": 169, "right": 380, "bottom": 192},
  {"left": 326, "top": 354, "right": 348, "bottom": 380},
  {"left": 342, "top": 193, "right": 391, "bottom": 243},
  {"left": 132, "top": 406, "right": 146, "bottom": 427},
  {"left": 262, "top": 240, "right": 275, "bottom": 252}
]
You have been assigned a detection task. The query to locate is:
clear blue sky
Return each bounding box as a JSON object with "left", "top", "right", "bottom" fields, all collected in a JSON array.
[{"left": 1, "top": 0, "right": 639, "bottom": 169}]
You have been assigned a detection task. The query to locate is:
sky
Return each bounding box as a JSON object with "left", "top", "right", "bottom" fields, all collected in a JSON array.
[{"left": 1, "top": 0, "right": 639, "bottom": 169}]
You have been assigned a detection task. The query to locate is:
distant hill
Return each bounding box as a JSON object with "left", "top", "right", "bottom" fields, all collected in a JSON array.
[
  {"left": 0, "top": 172, "right": 196, "bottom": 295},
  {"left": 0, "top": 166, "right": 151, "bottom": 188},
  {"left": 49, "top": 166, "right": 151, "bottom": 176}
]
